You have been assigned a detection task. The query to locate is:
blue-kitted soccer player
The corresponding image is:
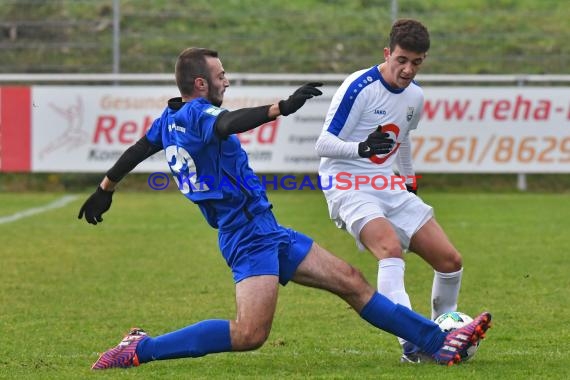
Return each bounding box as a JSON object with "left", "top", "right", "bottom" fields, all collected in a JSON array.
[{"left": 78, "top": 47, "right": 491, "bottom": 370}]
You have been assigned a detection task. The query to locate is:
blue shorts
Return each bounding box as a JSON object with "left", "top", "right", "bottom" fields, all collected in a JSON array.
[{"left": 218, "top": 210, "right": 313, "bottom": 285}]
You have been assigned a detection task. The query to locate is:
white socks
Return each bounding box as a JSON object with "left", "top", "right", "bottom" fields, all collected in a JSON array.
[
  {"left": 377, "top": 258, "right": 412, "bottom": 347},
  {"left": 378, "top": 258, "right": 464, "bottom": 350},
  {"left": 431, "top": 268, "right": 463, "bottom": 320}
]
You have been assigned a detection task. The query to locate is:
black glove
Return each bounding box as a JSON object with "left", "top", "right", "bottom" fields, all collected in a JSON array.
[
  {"left": 278, "top": 82, "right": 323, "bottom": 116},
  {"left": 405, "top": 183, "right": 418, "bottom": 195},
  {"left": 358, "top": 130, "right": 394, "bottom": 158},
  {"left": 78, "top": 186, "right": 114, "bottom": 225}
]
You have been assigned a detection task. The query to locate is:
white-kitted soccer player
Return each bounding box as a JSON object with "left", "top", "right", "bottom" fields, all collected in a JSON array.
[{"left": 316, "top": 18, "right": 464, "bottom": 363}]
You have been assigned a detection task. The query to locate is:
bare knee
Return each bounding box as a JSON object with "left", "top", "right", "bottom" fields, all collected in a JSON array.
[
  {"left": 339, "top": 264, "right": 366, "bottom": 291},
  {"left": 383, "top": 244, "right": 404, "bottom": 259},
  {"left": 360, "top": 219, "right": 403, "bottom": 260},
  {"left": 230, "top": 322, "right": 271, "bottom": 351},
  {"left": 437, "top": 250, "right": 463, "bottom": 273},
  {"left": 239, "top": 331, "right": 268, "bottom": 351},
  {"left": 367, "top": 235, "right": 403, "bottom": 260},
  {"left": 334, "top": 265, "right": 375, "bottom": 307}
]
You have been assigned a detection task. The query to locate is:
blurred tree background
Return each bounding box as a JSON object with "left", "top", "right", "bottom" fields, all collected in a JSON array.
[{"left": 0, "top": 0, "right": 568, "bottom": 75}]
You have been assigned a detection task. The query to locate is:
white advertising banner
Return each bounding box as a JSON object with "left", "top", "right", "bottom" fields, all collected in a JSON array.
[
  {"left": 30, "top": 86, "right": 570, "bottom": 173},
  {"left": 418, "top": 87, "right": 570, "bottom": 173}
]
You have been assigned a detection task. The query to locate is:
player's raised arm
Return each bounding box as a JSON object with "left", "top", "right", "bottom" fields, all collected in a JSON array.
[
  {"left": 78, "top": 136, "right": 161, "bottom": 225},
  {"left": 214, "top": 82, "right": 322, "bottom": 139}
]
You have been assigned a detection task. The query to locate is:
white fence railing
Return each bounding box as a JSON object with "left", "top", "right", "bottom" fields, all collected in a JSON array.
[{"left": 1, "top": 73, "right": 570, "bottom": 85}]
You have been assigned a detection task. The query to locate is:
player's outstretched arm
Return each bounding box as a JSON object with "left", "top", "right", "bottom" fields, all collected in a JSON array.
[
  {"left": 215, "top": 82, "right": 323, "bottom": 139},
  {"left": 78, "top": 136, "right": 161, "bottom": 225},
  {"left": 278, "top": 82, "right": 323, "bottom": 116},
  {"left": 78, "top": 183, "right": 114, "bottom": 225}
]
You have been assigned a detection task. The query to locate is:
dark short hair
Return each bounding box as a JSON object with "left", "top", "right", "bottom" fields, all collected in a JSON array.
[
  {"left": 389, "top": 19, "right": 430, "bottom": 53},
  {"left": 175, "top": 47, "right": 219, "bottom": 97}
]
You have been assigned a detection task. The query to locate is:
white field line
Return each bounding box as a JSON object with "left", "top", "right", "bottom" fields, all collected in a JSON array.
[{"left": 0, "top": 195, "right": 78, "bottom": 224}]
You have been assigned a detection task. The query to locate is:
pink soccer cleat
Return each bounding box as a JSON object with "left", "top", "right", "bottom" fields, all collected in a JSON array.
[
  {"left": 432, "top": 312, "right": 492, "bottom": 366},
  {"left": 91, "top": 327, "right": 148, "bottom": 370}
]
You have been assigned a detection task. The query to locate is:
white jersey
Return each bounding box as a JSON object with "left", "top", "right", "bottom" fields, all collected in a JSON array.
[{"left": 317, "top": 65, "right": 423, "bottom": 179}]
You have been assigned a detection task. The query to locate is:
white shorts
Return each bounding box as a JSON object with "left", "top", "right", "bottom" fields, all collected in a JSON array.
[{"left": 325, "top": 188, "right": 433, "bottom": 251}]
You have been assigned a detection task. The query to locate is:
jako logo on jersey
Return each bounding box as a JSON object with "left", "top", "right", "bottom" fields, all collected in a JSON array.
[
  {"left": 374, "top": 109, "right": 387, "bottom": 115},
  {"left": 168, "top": 123, "right": 186, "bottom": 133},
  {"left": 407, "top": 107, "right": 415, "bottom": 121}
]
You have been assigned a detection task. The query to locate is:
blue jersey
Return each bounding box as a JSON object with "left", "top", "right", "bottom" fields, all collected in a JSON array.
[{"left": 146, "top": 97, "right": 271, "bottom": 231}]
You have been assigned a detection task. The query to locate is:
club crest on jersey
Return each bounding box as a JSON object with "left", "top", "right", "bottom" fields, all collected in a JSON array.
[{"left": 407, "top": 107, "right": 415, "bottom": 121}]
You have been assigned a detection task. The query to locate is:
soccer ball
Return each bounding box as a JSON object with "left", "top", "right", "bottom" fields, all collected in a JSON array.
[{"left": 434, "top": 311, "right": 480, "bottom": 361}]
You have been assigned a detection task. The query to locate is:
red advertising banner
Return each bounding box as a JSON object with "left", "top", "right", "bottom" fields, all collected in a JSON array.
[{"left": 0, "top": 87, "right": 31, "bottom": 172}]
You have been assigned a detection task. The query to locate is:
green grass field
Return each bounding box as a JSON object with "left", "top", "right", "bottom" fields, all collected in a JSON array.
[{"left": 1, "top": 190, "right": 569, "bottom": 379}]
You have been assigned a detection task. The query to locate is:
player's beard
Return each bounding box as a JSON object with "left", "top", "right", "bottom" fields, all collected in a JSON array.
[{"left": 206, "top": 79, "right": 223, "bottom": 107}]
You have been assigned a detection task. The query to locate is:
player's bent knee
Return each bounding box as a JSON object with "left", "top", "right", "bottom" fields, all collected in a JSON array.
[
  {"left": 447, "top": 250, "right": 463, "bottom": 271},
  {"left": 233, "top": 325, "right": 271, "bottom": 351},
  {"left": 437, "top": 251, "right": 463, "bottom": 272},
  {"left": 451, "top": 253, "right": 463, "bottom": 271},
  {"left": 367, "top": 241, "right": 403, "bottom": 260},
  {"left": 338, "top": 265, "right": 370, "bottom": 295},
  {"left": 240, "top": 331, "right": 269, "bottom": 350},
  {"left": 385, "top": 245, "right": 405, "bottom": 259}
]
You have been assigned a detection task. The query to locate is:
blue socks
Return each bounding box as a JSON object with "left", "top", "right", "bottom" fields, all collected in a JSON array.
[
  {"left": 136, "top": 319, "right": 232, "bottom": 363},
  {"left": 360, "top": 292, "right": 445, "bottom": 355},
  {"left": 135, "top": 293, "right": 445, "bottom": 363}
]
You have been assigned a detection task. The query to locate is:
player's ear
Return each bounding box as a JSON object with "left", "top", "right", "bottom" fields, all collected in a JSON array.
[
  {"left": 383, "top": 47, "right": 391, "bottom": 61},
  {"left": 195, "top": 77, "right": 207, "bottom": 91}
]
